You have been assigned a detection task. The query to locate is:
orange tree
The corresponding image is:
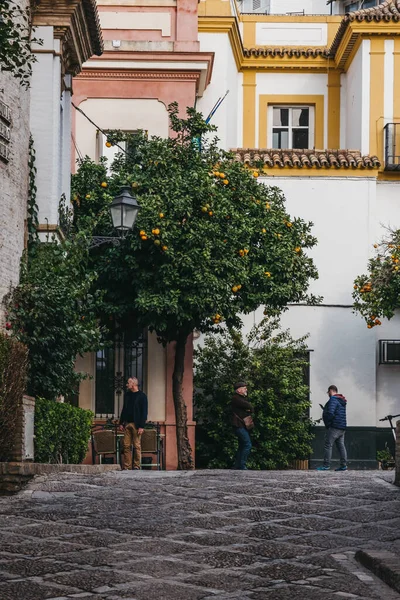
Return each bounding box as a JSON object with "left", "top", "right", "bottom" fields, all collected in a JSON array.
[
  {"left": 353, "top": 230, "right": 400, "bottom": 328},
  {"left": 71, "top": 104, "right": 319, "bottom": 469}
]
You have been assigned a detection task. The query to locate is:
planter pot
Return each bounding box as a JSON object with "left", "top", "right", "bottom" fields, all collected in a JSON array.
[{"left": 289, "top": 459, "right": 309, "bottom": 470}]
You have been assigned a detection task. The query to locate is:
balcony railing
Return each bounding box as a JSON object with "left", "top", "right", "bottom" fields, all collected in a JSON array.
[{"left": 384, "top": 123, "right": 400, "bottom": 171}]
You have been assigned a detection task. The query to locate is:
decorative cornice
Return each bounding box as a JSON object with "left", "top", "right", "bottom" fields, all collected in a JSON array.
[
  {"left": 79, "top": 69, "right": 201, "bottom": 81},
  {"left": 33, "top": 0, "right": 103, "bottom": 76},
  {"left": 244, "top": 47, "right": 330, "bottom": 58}
]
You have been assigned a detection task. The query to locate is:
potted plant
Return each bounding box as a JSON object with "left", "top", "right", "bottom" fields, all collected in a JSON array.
[{"left": 377, "top": 444, "right": 395, "bottom": 470}]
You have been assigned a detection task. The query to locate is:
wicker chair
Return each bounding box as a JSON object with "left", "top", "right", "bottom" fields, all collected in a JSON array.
[{"left": 91, "top": 427, "right": 117, "bottom": 464}]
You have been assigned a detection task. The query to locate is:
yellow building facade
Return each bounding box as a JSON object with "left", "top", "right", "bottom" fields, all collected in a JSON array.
[{"left": 197, "top": 0, "right": 400, "bottom": 468}]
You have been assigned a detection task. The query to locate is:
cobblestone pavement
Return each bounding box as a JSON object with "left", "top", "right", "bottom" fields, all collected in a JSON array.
[{"left": 0, "top": 470, "right": 399, "bottom": 600}]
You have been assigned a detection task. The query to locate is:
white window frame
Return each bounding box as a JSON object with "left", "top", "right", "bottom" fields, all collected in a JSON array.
[{"left": 268, "top": 105, "right": 315, "bottom": 149}]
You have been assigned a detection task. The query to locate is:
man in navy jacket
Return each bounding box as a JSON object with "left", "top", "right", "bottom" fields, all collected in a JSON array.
[
  {"left": 317, "top": 384, "right": 348, "bottom": 471},
  {"left": 119, "top": 377, "right": 148, "bottom": 470}
]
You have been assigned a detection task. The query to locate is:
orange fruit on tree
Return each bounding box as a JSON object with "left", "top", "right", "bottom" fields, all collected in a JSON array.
[
  {"left": 223, "top": 179, "right": 229, "bottom": 185},
  {"left": 139, "top": 230, "right": 146, "bottom": 236},
  {"left": 202, "top": 207, "right": 208, "bottom": 213},
  {"left": 239, "top": 249, "right": 244, "bottom": 256},
  {"left": 295, "top": 247, "right": 301, "bottom": 253},
  {"left": 219, "top": 173, "right": 225, "bottom": 179},
  {"left": 373, "top": 244, "right": 378, "bottom": 248},
  {"left": 85, "top": 194, "right": 91, "bottom": 199},
  {"left": 159, "top": 213, "right": 164, "bottom": 218},
  {"left": 253, "top": 171, "right": 259, "bottom": 178},
  {"left": 208, "top": 211, "right": 213, "bottom": 216},
  {"left": 262, "top": 228, "right": 266, "bottom": 233},
  {"left": 232, "top": 286, "right": 238, "bottom": 293},
  {"left": 152, "top": 228, "right": 160, "bottom": 235},
  {"left": 264, "top": 271, "right": 271, "bottom": 277},
  {"left": 141, "top": 235, "right": 148, "bottom": 241},
  {"left": 265, "top": 203, "right": 270, "bottom": 210},
  {"left": 162, "top": 245, "right": 168, "bottom": 251},
  {"left": 105, "top": 141, "right": 112, "bottom": 148},
  {"left": 132, "top": 182, "right": 139, "bottom": 188},
  {"left": 101, "top": 182, "right": 107, "bottom": 188},
  {"left": 154, "top": 240, "right": 161, "bottom": 246}
]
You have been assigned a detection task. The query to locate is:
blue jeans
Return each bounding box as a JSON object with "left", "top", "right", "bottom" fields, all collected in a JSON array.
[
  {"left": 323, "top": 427, "right": 347, "bottom": 467},
  {"left": 234, "top": 427, "right": 252, "bottom": 469}
]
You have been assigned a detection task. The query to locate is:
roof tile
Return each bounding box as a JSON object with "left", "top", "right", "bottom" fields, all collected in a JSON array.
[{"left": 232, "top": 149, "right": 381, "bottom": 170}]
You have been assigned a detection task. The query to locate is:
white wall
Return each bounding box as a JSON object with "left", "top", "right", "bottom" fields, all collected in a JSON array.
[
  {"left": 344, "top": 41, "right": 370, "bottom": 153},
  {"left": 238, "top": 175, "right": 380, "bottom": 427},
  {"left": 75, "top": 98, "right": 169, "bottom": 162},
  {"left": 256, "top": 22, "right": 327, "bottom": 46},
  {"left": 255, "top": 72, "right": 328, "bottom": 147},
  {"left": 198, "top": 32, "right": 240, "bottom": 149}
]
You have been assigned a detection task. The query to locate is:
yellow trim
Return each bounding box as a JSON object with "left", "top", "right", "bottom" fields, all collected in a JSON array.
[
  {"left": 198, "top": 0, "right": 232, "bottom": 17},
  {"left": 198, "top": 16, "right": 243, "bottom": 70},
  {"left": 378, "top": 172, "right": 400, "bottom": 181},
  {"left": 243, "top": 71, "right": 256, "bottom": 147},
  {"left": 327, "top": 70, "right": 341, "bottom": 148},
  {"left": 369, "top": 38, "right": 385, "bottom": 159},
  {"left": 257, "top": 168, "right": 379, "bottom": 178},
  {"left": 258, "top": 95, "right": 324, "bottom": 149},
  {"left": 343, "top": 35, "right": 362, "bottom": 72},
  {"left": 394, "top": 38, "right": 400, "bottom": 121},
  {"left": 243, "top": 21, "right": 255, "bottom": 48}
]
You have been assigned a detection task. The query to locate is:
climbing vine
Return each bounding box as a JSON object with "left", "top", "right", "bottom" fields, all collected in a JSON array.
[
  {"left": 0, "top": 0, "right": 37, "bottom": 87},
  {"left": 27, "top": 135, "right": 39, "bottom": 248}
]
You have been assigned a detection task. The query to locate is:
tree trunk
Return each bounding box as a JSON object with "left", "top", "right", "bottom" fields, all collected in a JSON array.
[{"left": 172, "top": 332, "right": 194, "bottom": 470}]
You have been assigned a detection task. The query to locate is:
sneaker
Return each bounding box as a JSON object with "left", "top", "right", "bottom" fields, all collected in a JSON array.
[
  {"left": 316, "top": 466, "right": 330, "bottom": 471},
  {"left": 335, "top": 466, "right": 348, "bottom": 471}
]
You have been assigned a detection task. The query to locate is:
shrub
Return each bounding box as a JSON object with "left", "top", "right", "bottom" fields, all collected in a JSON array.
[
  {"left": 34, "top": 398, "right": 93, "bottom": 464},
  {"left": 194, "top": 319, "right": 314, "bottom": 469},
  {"left": 0, "top": 332, "right": 28, "bottom": 461}
]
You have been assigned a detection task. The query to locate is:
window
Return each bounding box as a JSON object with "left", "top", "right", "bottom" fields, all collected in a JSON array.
[
  {"left": 344, "top": 0, "right": 378, "bottom": 13},
  {"left": 94, "top": 331, "right": 147, "bottom": 418},
  {"left": 271, "top": 106, "right": 314, "bottom": 149}
]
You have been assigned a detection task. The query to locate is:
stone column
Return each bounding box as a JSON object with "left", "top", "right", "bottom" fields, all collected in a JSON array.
[
  {"left": 11, "top": 396, "right": 35, "bottom": 463},
  {"left": 395, "top": 420, "right": 400, "bottom": 487}
]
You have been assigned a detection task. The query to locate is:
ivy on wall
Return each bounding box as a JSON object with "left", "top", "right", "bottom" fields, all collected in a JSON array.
[
  {"left": 0, "top": 0, "right": 37, "bottom": 87},
  {"left": 27, "top": 135, "right": 39, "bottom": 247}
]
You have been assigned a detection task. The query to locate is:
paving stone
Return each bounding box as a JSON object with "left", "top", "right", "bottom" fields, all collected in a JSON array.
[
  {"left": 0, "top": 470, "right": 398, "bottom": 599},
  {"left": 0, "top": 580, "right": 71, "bottom": 599},
  {"left": 51, "top": 569, "right": 136, "bottom": 592}
]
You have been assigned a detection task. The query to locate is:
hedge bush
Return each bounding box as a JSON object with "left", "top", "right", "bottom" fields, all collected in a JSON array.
[
  {"left": 0, "top": 332, "right": 28, "bottom": 461},
  {"left": 194, "top": 318, "right": 314, "bottom": 469},
  {"left": 34, "top": 398, "right": 93, "bottom": 464}
]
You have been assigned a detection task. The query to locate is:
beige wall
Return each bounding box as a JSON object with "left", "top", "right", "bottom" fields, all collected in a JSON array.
[
  {"left": 147, "top": 331, "right": 167, "bottom": 422},
  {"left": 75, "top": 98, "right": 169, "bottom": 162},
  {"left": 75, "top": 353, "right": 95, "bottom": 412}
]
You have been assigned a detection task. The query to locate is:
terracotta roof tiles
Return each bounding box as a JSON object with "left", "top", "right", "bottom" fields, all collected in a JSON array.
[
  {"left": 232, "top": 149, "right": 381, "bottom": 170},
  {"left": 331, "top": 0, "right": 400, "bottom": 55}
]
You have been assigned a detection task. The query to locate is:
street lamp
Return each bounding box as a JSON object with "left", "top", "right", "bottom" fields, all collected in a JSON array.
[
  {"left": 110, "top": 186, "right": 141, "bottom": 235},
  {"left": 90, "top": 186, "right": 141, "bottom": 248}
]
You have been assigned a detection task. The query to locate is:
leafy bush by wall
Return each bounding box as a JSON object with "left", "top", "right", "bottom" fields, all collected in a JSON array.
[
  {"left": 194, "top": 319, "right": 314, "bottom": 470},
  {"left": 34, "top": 398, "right": 93, "bottom": 464},
  {"left": 0, "top": 332, "right": 28, "bottom": 461}
]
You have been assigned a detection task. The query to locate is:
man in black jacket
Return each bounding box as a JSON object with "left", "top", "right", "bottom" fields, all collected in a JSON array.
[
  {"left": 119, "top": 377, "right": 148, "bottom": 470},
  {"left": 231, "top": 381, "right": 254, "bottom": 470}
]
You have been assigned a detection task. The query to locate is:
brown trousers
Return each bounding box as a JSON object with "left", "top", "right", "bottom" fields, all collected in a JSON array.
[{"left": 122, "top": 423, "right": 141, "bottom": 470}]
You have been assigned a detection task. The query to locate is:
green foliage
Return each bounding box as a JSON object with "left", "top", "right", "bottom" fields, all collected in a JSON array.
[
  {"left": 72, "top": 104, "right": 319, "bottom": 343},
  {"left": 0, "top": 332, "right": 28, "bottom": 461},
  {"left": 0, "top": 1, "right": 36, "bottom": 87},
  {"left": 27, "top": 135, "right": 39, "bottom": 246},
  {"left": 6, "top": 235, "right": 103, "bottom": 400},
  {"left": 34, "top": 397, "right": 93, "bottom": 463},
  {"left": 353, "top": 230, "right": 400, "bottom": 328},
  {"left": 376, "top": 443, "right": 394, "bottom": 464},
  {"left": 194, "top": 319, "right": 313, "bottom": 469}
]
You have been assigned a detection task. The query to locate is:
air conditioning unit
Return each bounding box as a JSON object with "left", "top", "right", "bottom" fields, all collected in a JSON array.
[
  {"left": 240, "top": 0, "right": 270, "bottom": 14},
  {"left": 379, "top": 340, "right": 400, "bottom": 365}
]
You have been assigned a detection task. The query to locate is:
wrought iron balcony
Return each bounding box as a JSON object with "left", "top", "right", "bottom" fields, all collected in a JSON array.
[{"left": 384, "top": 123, "right": 400, "bottom": 171}]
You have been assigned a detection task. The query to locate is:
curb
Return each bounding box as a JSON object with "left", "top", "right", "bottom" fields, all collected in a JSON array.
[
  {"left": 355, "top": 549, "right": 400, "bottom": 594},
  {"left": 0, "top": 462, "right": 121, "bottom": 495}
]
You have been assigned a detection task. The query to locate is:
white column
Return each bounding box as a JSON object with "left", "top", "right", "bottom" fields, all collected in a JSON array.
[
  {"left": 361, "top": 40, "right": 371, "bottom": 155},
  {"left": 30, "top": 26, "right": 62, "bottom": 229}
]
